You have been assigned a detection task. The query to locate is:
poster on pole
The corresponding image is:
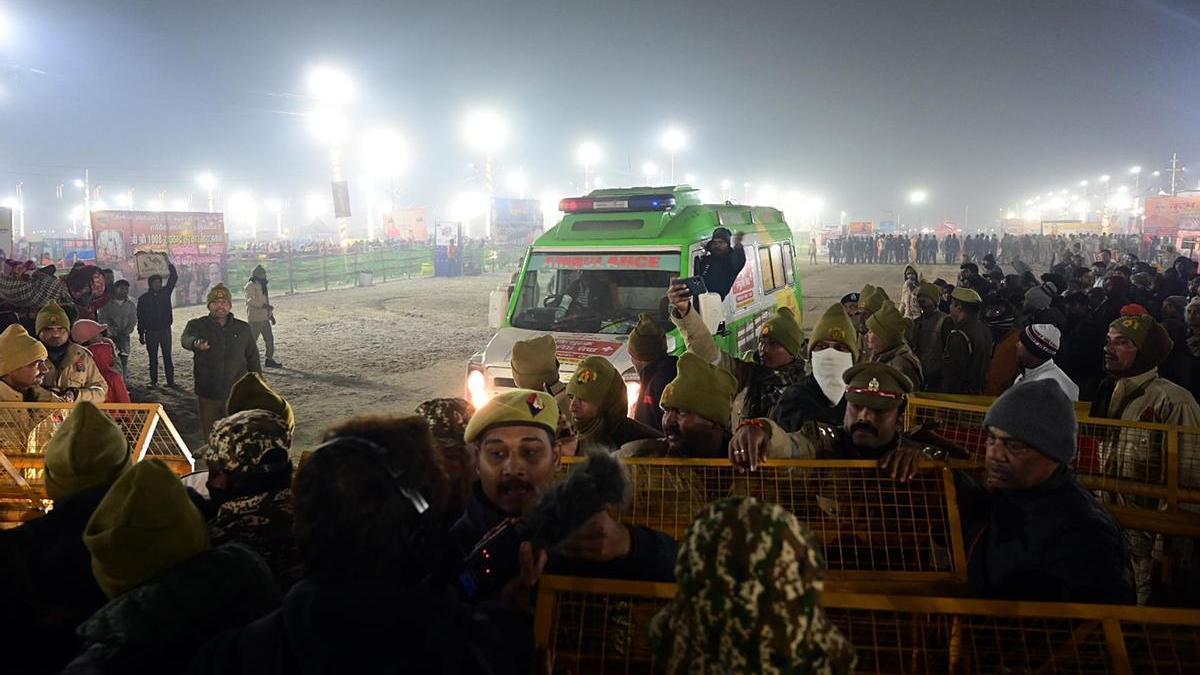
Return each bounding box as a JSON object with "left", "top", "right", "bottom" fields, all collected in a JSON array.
[
  {"left": 434, "top": 222, "right": 460, "bottom": 246},
  {"left": 491, "top": 198, "right": 543, "bottom": 246},
  {"left": 384, "top": 207, "right": 429, "bottom": 241},
  {"left": 331, "top": 181, "right": 352, "bottom": 218},
  {"left": 0, "top": 207, "right": 12, "bottom": 259},
  {"left": 848, "top": 221, "right": 874, "bottom": 235}
]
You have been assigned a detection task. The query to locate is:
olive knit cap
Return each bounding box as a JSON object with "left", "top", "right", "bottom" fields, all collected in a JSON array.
[
  {"left": 866, "top": 302, "right": 912, "bottom": 350},
  {"left": 659, "top": 352, "right": 738, "bottom": 429},
  {"left": 510, "top": 334, "right": 559, "bottom": 390},
  {"left": 760, "top": 306, "right": 804, "bottom": 358},
  {"left": 808, "top": 303, "right": 859, "bottom": 355},
  {"left": 44, "top": 401, "right": 132, "bottom": 501},
  {"left": 84, "top": 459, "right": 211, "bottom": 599},
  {"left": 627, "top": 314, "right": 667, "bottom": 361}
]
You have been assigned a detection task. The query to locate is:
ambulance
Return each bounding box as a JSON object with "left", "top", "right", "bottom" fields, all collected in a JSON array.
[{"left": 466, "top": 185, "right": 804, "bottom": 410}]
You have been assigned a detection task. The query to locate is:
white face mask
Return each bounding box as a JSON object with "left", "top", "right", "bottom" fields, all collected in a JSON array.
[{"left": 811, "top": 348, "right": 854, "bottom": 405}]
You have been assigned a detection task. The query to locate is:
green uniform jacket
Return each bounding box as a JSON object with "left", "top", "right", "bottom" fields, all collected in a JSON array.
[
  {"left": 941, "top": 315, "right": 993, "bottom": 395},
  {"left": 871, "top": 342, "right": 925, "bottom": 392},
  {"left": 181, "top": 314, "right": 261, "bottom": 401}
]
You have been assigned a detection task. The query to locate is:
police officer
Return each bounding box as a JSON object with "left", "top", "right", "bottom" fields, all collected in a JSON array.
[
  {"left": 729, "top": 362, "right": 938, "bottom": 481},
  {"left": 942, "top": 287, "right": 993, "bottom": 394}
]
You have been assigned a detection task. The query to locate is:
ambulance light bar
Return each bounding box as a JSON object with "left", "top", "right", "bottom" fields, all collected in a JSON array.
[{"left": 558, "top": 194, "right": 676, "bottom": 213}]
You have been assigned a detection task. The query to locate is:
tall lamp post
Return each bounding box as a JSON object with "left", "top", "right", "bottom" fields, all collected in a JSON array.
[
  {"left": 908, "top": 189, "right": 928, "bottom": 231},
  {"left": 361, "top": 127, "right": 410, "bottom": 240},
  {"left": 196, "top": 172, "right": 218, "bottom": 212},
  {"left": 641, "top": 161, "right": 659, "bottom": 186},
  {"left": 306, "top": 65, "right": 355, "bottom": 246},
  {"left": 576, "top": 141, "right": 603, "bottom": 192},
  {"left": 463, "top": 109, "right": 509, "bottom": 238},
  {"left": 659, "top": 127, "right": 686, "bottom": 183}
]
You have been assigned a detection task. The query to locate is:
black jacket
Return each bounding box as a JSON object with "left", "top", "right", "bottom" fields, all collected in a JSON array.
[
  {"left": 771, "top": 374, "right": 847, "bottom": 433},
  {"left": 696, "top": 246, "right": 747, "bottom": 300},
  {"left": 941, "top": 314, "right": 993, "bottom": 394},
  {"left": 187, "top": 579, "right": 515, "bottom": 675},
  {"left": 181, "top": 314, "right": 262, "bottom": 400},
  {"left": 449, "top": 483, "right": 676, "bottom": 603},
  {"left": 955, "top": 467, "right": 1135, "bottom": 605},
  {"left": 0, "top": 485, "right": 111, "bottom": 675},
  {"left": 135, "top": 265, "right": 178, "bottom": 335},
  {"left": 633, "top": 354, "right": 677, "bottom": 432},
  {"left": 65, "top": 543, "right": 280, "bottom": 674}
]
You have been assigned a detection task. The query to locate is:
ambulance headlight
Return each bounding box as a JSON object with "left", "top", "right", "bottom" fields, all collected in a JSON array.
[
  {"left": 466, "top": 368, "right": 490, "bottom": 410},
  {"left": 625, "top": 381, "right": 641, "bottom": 417}
]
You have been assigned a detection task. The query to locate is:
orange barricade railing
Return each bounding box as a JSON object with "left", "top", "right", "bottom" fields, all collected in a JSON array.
[
  {"left": 0, "top": 402, "right": 193, "bottom": 524},
  {"left": 534, "top": 575, "right": 1200, "bottom": 675},
  {"left": 560, "top": 458, "right": 967, "bottom": 595},
  {"left": 906, "top": 395, "right": 1200, "bottom": 537}
]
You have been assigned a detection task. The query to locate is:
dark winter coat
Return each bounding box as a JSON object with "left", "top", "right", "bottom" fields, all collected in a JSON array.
[
  {"left": 180, "top": 314, "right": 262, "bottom": 400},
  {"left": 187, "top": 579, "right": 516, "bottom": 675},
  {"left": 770, "top": 374, "right": 848, "bottom": 433},
  {"left": 0, "top": 485, "right": 111, "bottom": 675},
  {"left": 695, "top": 246, "right": 747, "bottom": 300},
  {"left": 955, "top": 467, "right": 1135, "bottom": 605},
  {"left": 449, "top": 483, "right": 677, "bottom": 603},
  {"left": 942, "top": 314, "right": 993, "bottom": 395},
  {"left": 64, "top": 542, "right": 280, "bottom": 675},
  {"left": 135, "top": 265, "right": 178, "bottom": 335},
  {"left": 633, "top": 353, "right": 678, "bottom": 432}
]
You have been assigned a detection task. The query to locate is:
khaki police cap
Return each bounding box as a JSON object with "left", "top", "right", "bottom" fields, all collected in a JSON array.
[
  {"left": 464, "top": 389, "right": 559, "bottom": 443},
  {"left": 950, "top": 287, "right": 983, "bottom": 304},
  {"left": 842, "top": 362, "right": 913, "bottom": 411}
]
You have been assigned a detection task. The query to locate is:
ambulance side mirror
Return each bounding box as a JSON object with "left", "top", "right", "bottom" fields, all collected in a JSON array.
[
  {"left": 695, "top": 292, "right": 725, "bottom": 334},
  {"left": 488, "top": 288, "right": 508, "bottom": 329}
]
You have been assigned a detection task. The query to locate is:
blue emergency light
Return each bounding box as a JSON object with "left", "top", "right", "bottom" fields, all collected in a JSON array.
[{"left": 559, "top": 194, "right": 676, "bottom": 213}]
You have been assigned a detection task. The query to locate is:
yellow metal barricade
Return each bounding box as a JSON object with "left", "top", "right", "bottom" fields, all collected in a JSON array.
[
  {"left": 0, "top": 402, "right": 193, "bottom": 524},
  {"left": 906, "top": 395, "right": 1200, "bottom": 537},
  {"left": 534, "top": 575, "right": 1200, "bottom": 675},
  {"left": 561, "top": 458, "right": 967, "bottom": 594}
]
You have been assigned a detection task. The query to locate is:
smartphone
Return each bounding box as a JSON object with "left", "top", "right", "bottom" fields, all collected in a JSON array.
[{"left": 674, "top": 275, "right": 709, "bottom": 298}]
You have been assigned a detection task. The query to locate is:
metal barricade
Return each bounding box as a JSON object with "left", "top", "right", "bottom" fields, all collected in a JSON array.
[
  {"left": 906, "top": 395, "right": 1200, "bottom": 537},
  {"left": 0, "top": 402, "right": 193, "bottom": 524},
  {"left": 534, "top": 575, "right": 1200, "bottom": 675},
  {"left": 560, "top": 458, "right": 967, "bottom": 594}
]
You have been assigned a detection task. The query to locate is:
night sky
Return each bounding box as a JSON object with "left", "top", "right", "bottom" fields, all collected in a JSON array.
[{"left": 1, "top": 0, "right": 1198, "bottom": 234}]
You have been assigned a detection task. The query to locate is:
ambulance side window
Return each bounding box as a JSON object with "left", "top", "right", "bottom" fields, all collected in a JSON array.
[{"left": 781, "top": 243, "right": 795, "bottom": 284}]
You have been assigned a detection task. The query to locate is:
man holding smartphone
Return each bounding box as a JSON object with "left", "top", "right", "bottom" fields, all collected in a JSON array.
[{"left": 695, "top": 227, "right": 745, "bottom": 300}]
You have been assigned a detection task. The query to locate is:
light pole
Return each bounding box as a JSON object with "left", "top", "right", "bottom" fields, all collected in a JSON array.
[
  {"left": 463, "top": 108, "right": 509, "bottom": 238},
  {"left": 265, "top": 199, "right": 283, "bottom": 238},
  {"left": 505, "top": 169, "right": 528, "bottom": 199},
  {"left": 641, "top": 161, "right": 659, "bottom": 186},
  {"left": 908, "top": 189, "right": 928, "bottom": 230},
  {"left": 720, "top": 179, "right": 732, "bottom": 201},
  {"left": 306, "top": 65, "right": 355, "bottom": 245},
  {"left": 576, "top": 141, "right": 603, "bottom": 192},
  {"left": 659, "top": 127, "right": 686, "bottom": 183},
  {"left": 361, "top": 126, "right": 410, "bottom": 239},
  {"left": 197, "top": 172, "right": 218, "bottom": 212}
]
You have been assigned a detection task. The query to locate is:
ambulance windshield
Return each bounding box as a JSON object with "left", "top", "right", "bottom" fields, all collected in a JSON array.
[{"left": 511, "top": 251, "right": 680, "bottom": 334}]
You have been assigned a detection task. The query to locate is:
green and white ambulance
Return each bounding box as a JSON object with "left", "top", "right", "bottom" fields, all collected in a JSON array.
[{"left": 467, "top": 185, "right": 803, "bottom": 409}]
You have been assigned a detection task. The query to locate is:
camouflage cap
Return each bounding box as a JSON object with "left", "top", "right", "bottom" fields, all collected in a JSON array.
[
  {"left": 843, "top": 362, "right": 913, "bottom": 411},
  {"left": 415, "top": 397, "right": 475, "bottom": 444},
  {"left": 206, "top": 409, "right": 292, "bottom": 476},
  {"left": 649, "top": 497, "right": 856, "bottom": 674}
]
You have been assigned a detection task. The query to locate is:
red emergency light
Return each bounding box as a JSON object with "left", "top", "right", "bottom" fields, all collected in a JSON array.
[{"left": 558, "top": 194, "right": 676, "bottom": 213}]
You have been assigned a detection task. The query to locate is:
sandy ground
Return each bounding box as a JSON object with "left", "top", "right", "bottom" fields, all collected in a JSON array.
[{"left": 127, "top": 258, "right": 965, "bottom": 452}]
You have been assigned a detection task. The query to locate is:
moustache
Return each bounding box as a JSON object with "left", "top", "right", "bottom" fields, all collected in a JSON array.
[
  {"left": 850, "top": 422, "right": 878, "bottom": 436},
  {"left": 497, "top": 479, "right": 535, "bottom": 496}
]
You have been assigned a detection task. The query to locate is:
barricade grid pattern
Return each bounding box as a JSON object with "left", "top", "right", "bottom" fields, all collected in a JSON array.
[
  {"left": 612, "top": 463, "right": 958, "bottom": 575},
  {"left": 907, "top": 398, "right": 1200, "bottom": 510},
  {"left": 0, "top": 404, "right": 192, "bottom": 505},
  {"left": 541, "top": 583, "right": 1200, "bottom": 675}
]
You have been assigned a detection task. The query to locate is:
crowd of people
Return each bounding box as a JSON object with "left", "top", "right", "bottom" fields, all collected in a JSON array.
[
  {"left": 825, "top": 232, "right": 1174, "bottom": 268},
  {"left": 1, "top": 232, "right": 1199, "bottom": 673}
]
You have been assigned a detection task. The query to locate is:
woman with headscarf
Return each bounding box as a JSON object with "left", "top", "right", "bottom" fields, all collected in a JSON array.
[
  {"left": 898, "top": 265, "right": 921, "bottom": 320},
  {"left": 649, "top": 496, "right": 856, "bottom": 674}
]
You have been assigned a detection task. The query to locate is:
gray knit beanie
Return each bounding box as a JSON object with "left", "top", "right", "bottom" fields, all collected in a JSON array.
[
  {"left": 983, "top": 379, "right": 1077, "bottom": 463},
  {"left": 1023, "top": 285, "right": 1052, "bottom": 312}
]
